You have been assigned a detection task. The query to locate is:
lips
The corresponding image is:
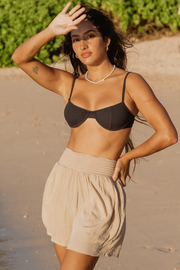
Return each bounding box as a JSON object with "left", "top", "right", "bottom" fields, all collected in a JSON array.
[{"left": 81, "top": 52, "right": 92, "bottom": 58}]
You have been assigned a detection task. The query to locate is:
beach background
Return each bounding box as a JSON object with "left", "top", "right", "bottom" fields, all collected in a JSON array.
[{"left": 0, "top": 34, "right": 180, "bottom": 270}]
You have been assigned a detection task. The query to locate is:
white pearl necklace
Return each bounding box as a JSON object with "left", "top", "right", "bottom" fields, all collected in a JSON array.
[{"left": 85, "top": 65, "right": 116, "bottom": 84}]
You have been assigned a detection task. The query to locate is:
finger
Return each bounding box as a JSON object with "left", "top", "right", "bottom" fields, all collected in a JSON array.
[
  {"left": 62, "top": 2, "right": 72, "bottom": 14},
  {"left": 72, "top": 14, "right": 86, "bottom": 25},
  {"left": 71, "top": 7, "right": 85, "bottom": 20},
  {"left": 120, "top": 176, "right": 126, "bottom": 187},
  {"left": 64, "top": 26, "right": 78, "bottom": 34},
  {"left": 69, "top": 4, "right": 82, "bottom": 16},
  {"left": 112, "top": 166, "right": 120, "bottom": 181}
]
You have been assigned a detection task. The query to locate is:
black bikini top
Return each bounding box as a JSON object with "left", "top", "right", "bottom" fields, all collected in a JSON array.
[{"left": 64, "top": 72, "right": 135, "bottom": 131}]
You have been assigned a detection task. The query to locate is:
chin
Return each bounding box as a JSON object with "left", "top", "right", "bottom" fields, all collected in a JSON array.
[{"left": 81, "top": 58, "right": 103, "bottom": 67}]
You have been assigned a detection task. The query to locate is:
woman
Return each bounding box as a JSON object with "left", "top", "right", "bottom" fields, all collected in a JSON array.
[{"left": 12, "top": 3, "right": 178, "bottom": 270}]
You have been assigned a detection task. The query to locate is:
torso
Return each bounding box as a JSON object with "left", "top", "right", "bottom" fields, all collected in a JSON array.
[{"left": 63, "top": 69, "right": 138, "bottom": 159}]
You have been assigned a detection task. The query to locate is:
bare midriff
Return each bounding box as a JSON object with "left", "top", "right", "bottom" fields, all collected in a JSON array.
[{"left": 67, "top": 118, "right": 131, "bottom": 160}]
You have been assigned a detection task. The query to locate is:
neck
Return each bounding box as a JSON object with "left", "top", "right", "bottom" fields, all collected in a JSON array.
[{"left": 86, "top": 61, "right": 115, "bottom": 82}]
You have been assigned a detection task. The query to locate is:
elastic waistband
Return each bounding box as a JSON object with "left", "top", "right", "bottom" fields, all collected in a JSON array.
[{"left": 58, "top": 148, "right": 116, "bottom": 177}]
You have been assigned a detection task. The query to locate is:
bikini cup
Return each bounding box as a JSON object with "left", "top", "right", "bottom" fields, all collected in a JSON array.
[{"left": 64, "top": 72, "right": 135, "bottom": 131}]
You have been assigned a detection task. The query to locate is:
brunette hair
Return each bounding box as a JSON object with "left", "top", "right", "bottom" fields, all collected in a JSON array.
[{"left": 59, "top": 4, "right": 141, "bottom": 180}]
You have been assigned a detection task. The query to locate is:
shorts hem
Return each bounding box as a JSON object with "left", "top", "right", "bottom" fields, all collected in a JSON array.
[
  {"left": 67, "top": 246, "right": 120, "bottom": 258},
  {"left": 47, "top": 233, "right": 120, "bottom": 258}
]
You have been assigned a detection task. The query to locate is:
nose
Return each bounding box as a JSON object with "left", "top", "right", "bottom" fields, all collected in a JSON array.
[{"left": 80, "top": 39, "right": 88, "bottom": 50}]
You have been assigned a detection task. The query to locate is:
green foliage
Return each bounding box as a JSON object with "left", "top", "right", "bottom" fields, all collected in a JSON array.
[
  {"left": 0, "top": 0, "right": 180, "bottom": 67},
  {"left": 104, "top": 0, "right": 180, "bottom": 32}
]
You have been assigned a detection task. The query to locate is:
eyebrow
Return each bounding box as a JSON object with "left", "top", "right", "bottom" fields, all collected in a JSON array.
[{"left": 71, "top": 29, "right": 97, "bottom": 38}]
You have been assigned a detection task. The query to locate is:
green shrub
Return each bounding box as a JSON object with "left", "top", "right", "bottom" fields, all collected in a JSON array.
[
  {"left": 102, "top": 0, "right": 180, "bottom": 32},
  {"left": 0, "top": 0, "right": 180, "bottom": 67}
]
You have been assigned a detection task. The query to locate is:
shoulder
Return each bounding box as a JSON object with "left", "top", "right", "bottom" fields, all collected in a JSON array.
[
  {"left": 126, "top": 72, "right": 147, "bottom": 86},
  {"left": 125, "top": 72, "right": 155, "bottom": 102},
  {"left": 114, "top": 68, "right": 144, "bottom": 85}
]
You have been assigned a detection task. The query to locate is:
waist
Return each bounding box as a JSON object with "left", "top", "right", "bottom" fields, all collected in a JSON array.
[
  {"left": 58, "top": 148, "right": 117, "bottom": 177},
  {"left": 67, "top": 124, "right": 131, "bottom": 159}
]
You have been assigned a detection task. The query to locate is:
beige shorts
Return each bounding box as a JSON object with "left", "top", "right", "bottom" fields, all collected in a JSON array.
[{"left": 42, "top": 148, "right": 126, "bottom": 257}]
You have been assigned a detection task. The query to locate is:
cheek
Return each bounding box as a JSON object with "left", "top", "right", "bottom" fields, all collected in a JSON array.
[
  {"left": 95, "top": 38, "right": 105, "bottom": 49},
  {"left": 94, "top": 40, "right": 106, "bottom": 54},
  {"left": 72, "top": 43, "right": 77, "bottom": 53},
  {"left": 89, "top": 40, "right": 104, "bottom": 52}
]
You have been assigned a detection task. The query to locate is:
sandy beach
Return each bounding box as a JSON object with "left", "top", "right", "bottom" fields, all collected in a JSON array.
[{"left": 0, "top": 35, "right": 180, "bottom": 270}]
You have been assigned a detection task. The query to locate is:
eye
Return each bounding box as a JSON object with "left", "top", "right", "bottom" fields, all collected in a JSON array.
[
  {"left": 72, "top": 38, "right": 80, "bottom": 43},
  {"left": 87, "top": 34, "right": 95, "bottom": 39}
]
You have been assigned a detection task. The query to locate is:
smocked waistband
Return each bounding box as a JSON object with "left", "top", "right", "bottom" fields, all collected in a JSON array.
[{"left": 58, "top": 148, "right": 116, "bottom": 177}]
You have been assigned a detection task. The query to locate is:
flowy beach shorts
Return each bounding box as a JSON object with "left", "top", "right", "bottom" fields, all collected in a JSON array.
[{"left": 42, "top": 148, "right": 126, "bottom": 257}]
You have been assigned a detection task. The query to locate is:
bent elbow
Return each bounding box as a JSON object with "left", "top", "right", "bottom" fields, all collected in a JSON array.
[
  {"left": 164, "top": 129, "right": 178, "bottom": 147},
  {"left": 12, "top": 49, "right": 23, "bottom": 66},
  {"left": 12, "top": 51, "right": 17, "bottom": 64},
  {"left": 12, "top": 50, "right": 19, "bottom": 65},
  {"left": 171, "top": 132, "right": 178, "bottom": 145}
]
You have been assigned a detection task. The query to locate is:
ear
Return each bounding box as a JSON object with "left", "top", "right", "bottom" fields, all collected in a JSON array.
[{"left": 104, "top": 37, "right": 111, "bottom": 48}]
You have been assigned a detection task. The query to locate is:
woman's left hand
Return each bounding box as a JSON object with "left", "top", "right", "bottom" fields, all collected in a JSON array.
[{"left": 112, "top": 156, "right": 130, "bottom": 186}]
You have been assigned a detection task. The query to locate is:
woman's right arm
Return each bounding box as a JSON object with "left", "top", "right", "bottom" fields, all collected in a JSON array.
[{"left": 12, "top": 3, "right": 86, "bottom": 96}]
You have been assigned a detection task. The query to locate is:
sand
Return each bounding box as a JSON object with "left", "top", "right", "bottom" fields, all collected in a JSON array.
[{"left": 0, "top": 35, "right": 180, "bottom": 270}]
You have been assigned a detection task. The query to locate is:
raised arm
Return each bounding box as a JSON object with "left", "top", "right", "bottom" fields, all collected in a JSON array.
[
  {"left": 12, "top": 3, "right": 86, "bottom": 96},
  {"left": 113, "top": 73, "right": 178, "bottom": 184}
]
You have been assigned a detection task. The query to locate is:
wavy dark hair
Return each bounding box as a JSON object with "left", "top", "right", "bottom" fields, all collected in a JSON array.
[{"left": 59, "top": 4, "right": 144, "bottom": 180}]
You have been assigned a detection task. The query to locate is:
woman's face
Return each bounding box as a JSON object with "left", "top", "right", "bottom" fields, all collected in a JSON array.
[{"left": 71, "top": 20, "right": 110, "bottom": 66}]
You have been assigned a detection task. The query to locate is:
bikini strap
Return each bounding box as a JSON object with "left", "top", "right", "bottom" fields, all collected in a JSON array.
[
  {"left": 122, "top": 72, "right": 131, "bottom": 103},
  {"left": 68, "top": 77, "right": 77, "bottom": 100}
]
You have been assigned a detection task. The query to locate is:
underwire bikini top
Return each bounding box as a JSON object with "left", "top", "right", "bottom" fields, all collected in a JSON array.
[{"left": 64, "top": 72, "right": 135, "bottom": 131}]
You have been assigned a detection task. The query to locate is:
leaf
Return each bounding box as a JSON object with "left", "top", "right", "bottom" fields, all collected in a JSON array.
[{"left": 132, "top": 14, "right": 140, "bottom": 25}]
